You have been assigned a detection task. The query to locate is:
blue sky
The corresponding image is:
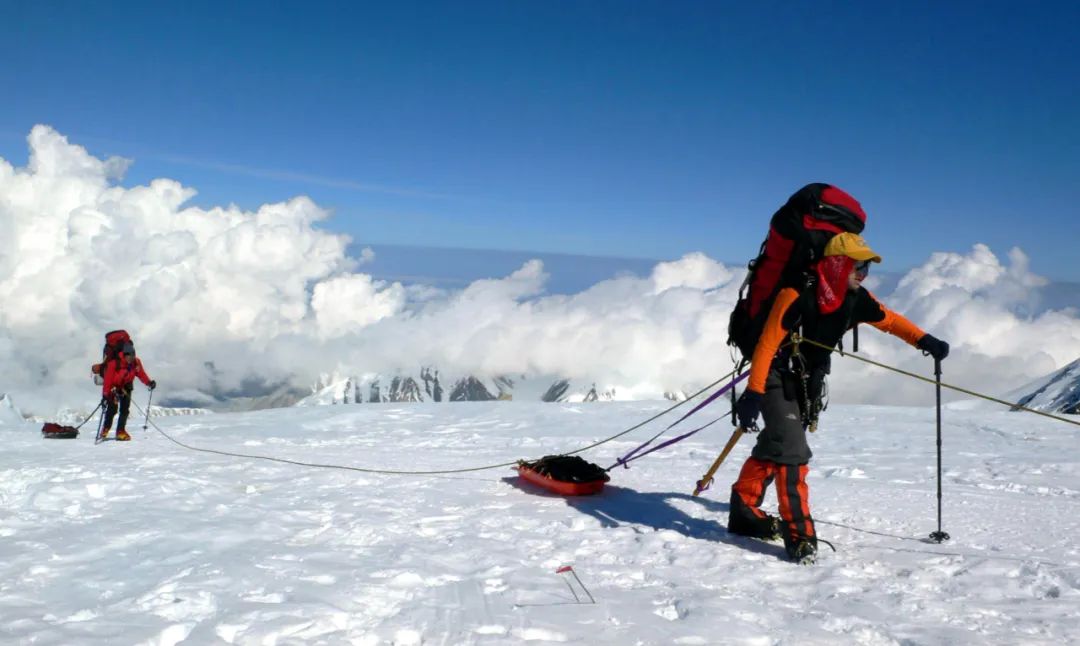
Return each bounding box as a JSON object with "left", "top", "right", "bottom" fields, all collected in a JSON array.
[{"left": 2, "top": 1, "right": 1078, "bottom": 280}]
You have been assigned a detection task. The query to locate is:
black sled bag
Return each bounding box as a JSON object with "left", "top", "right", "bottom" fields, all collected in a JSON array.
[{"left": 41, "top": 423, "right": 79, "bottom": 439}]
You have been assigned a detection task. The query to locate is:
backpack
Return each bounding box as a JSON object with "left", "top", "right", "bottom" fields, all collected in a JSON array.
[
  {"left": 521, "top": 455, "right": 610, "bottom": 483},
  {"left": 727, "top": 183, "right": 867, "bottom": 360},
  {"left": 91, "top": 329, "right": 133, "bottom": 379}
]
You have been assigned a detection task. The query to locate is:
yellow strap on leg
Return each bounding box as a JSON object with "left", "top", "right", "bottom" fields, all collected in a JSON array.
[{"left": 692, "top": 427, "right": 745, "bottom": 496}]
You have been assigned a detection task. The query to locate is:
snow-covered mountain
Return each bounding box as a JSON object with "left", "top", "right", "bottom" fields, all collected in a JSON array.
[
  {"left": 1010, "top": 357, "right": 1080, "bottom": 414},
  {"left": 296, "top": 368, "right": 684, "bottom": 407}
]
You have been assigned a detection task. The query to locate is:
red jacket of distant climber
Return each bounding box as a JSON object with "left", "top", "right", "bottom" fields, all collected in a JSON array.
[{"left": 102, "top": 356, "right": 152, "bottom": 397}]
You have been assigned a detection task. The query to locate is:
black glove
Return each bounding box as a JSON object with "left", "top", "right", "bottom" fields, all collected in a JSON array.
[
  {"left": 149, "top": 380, "right": 157, "bottom": 390},
  {"left": 917, "top": 334, "right": 950, "bottom": 361},
  {"left": 736, "top": 390, "right": 764, "bottom": 432}
]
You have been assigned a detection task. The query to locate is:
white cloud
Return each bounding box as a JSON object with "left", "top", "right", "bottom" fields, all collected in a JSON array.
[
  {"left": 311, "top": 274, "right": 405, "bottom": 338},
  {"left": 1, "top": 126, "right": 1077, "bottom": 416},
  {"left": 829, "top": 245, "right": 1080, "bottom": 406},
  {"left": 650, "top": 252, "right": 733, "bottom": 293}
]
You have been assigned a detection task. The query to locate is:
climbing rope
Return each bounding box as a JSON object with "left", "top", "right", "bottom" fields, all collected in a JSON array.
[
  {"left": 131, "top": 342, "right": 1078, "bottom": 477},
  {"left": 792, "top": 334, "right": 1080, "bottom": 428},
  {"left": 130, "top": 368, "right": 741, "bottom": 476},
  {"left": 73, "top": 400, "right": 104, "bottom": 430}
]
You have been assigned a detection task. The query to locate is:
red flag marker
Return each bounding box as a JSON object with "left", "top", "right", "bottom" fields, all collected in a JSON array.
[{"left": 554, "top": 565, "right": 595, "bottom": 604}]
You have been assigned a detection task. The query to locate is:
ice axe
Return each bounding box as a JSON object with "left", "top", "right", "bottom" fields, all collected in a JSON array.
[{"left": 692, "top": 426, "right": 746, "bottom": 496}]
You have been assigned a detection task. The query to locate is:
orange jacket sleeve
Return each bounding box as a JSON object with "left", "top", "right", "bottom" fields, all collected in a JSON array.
[
  {"left": 747, "top": 288, "right": 800, "bottom": 394},
  {"left": 866, "top": 294, "right": 926, "bottom": 347}
]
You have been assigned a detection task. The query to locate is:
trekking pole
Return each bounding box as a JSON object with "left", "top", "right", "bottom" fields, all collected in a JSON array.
[
  {"left": 74, "top": 400, "right": 104, "bottom": 431},
  {"left": 143, "top": 389, "right": 154, "bottom": 433},
  {"left": 929, "top": 357, "right": 950, "bottom": 543},
  {"left": 94, "top": 399, "right": 107, "bottom": 445},
  {"left": 692, "top": 427, "right": 745, "bottom": 496}
]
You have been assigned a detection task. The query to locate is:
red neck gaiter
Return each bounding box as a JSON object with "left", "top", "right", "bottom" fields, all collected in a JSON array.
[{"left": 815, "top": 255, "right": 854, "bottom": 314}]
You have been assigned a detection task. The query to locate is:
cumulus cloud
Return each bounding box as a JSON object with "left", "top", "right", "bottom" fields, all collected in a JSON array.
[
  {"left": 829, "top": 245, "right": 1080, "bottom": 406},
  {"left": 1, "top": 126, "right": 1078, "bottom": 415}
]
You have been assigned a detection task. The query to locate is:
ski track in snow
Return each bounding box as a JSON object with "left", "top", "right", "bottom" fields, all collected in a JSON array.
[{"left": 1, "top": 402, "right": 1079, "bottom": 645}]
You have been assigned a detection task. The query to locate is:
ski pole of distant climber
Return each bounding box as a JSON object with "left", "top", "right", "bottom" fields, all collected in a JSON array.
[
  {"left": 692, "top": 426, "right": 745, "bottom": 496},
  {"left": 929, "top": 357, "right": 950, "bottom": 543},
  {"left": 94, "top": 402, "right": 106, "bottom": 444},
  {"left": 143, "top": 388, "right": 154, "bottom": 433}
]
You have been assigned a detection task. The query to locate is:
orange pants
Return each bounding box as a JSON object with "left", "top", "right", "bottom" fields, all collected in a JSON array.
[{"left": 729, "top": 456, "right": 815, "bottom": 547}]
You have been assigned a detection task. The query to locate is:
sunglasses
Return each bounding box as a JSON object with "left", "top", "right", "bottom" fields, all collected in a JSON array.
[{"left": 855, "top": 260, "right": 871, "bottom": 278}]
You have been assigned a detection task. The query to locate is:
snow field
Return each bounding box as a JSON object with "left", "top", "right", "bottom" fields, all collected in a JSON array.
[{"left": 1, "top": 401, "right": 1078, "bottom": 644}]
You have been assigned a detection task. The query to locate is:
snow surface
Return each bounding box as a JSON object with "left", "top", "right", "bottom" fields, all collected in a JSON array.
[{"left": 2, "top": 401, "right": 1078, "bottom": 644}]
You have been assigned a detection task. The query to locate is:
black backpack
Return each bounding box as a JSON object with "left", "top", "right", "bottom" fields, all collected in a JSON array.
[
  {"left": 727, "top": 183, "right": 867, "bottom": 360},
  {"left": 522, "top": 455, "right": 610, "bottom": 483}
]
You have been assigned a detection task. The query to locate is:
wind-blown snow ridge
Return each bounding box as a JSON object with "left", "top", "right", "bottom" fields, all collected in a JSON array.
[
  {"left": 1011, "top": 358, "right": 1080, "bottom": 414},
  {"left": 0, "top": 393, "right": 25, "bottom": 425},
  {"left": 2, "top": 401, "right": 1077, "bottom": 644}
]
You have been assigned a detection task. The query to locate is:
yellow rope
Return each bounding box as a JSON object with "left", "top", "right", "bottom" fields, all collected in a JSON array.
[{"left": 792, "top": 334, "right": 1080, "bottom": 428}]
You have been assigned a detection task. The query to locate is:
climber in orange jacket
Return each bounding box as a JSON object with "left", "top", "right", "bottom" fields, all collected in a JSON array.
[{"left": 728, "top": 233, "right": 950, "bottom": 563}]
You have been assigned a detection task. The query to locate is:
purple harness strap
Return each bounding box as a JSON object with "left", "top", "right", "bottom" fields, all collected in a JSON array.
[{"left": 608, "top": 370, "right": 748, "bottom": 470}]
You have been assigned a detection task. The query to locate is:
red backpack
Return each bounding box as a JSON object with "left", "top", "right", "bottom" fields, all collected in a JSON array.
[
  {"left": 727, "top": 184, "right": 867, "bottom": 360},
  {"left": 91, "top": 329, "right": 133, "bottom": 377}
]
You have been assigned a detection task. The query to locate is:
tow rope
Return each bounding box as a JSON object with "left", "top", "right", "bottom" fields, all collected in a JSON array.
[
  {"left": 131, "top": 368, "right": 741, "bottom": 476},
  {"left": 131, "top": 346, "right": 1078, "bottom": 477},
  {"left": 607, "top": 370, "right": 747, "bottom": 470}
]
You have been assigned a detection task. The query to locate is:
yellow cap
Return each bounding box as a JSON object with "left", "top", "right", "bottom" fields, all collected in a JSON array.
[{"left": 824, "top": 232, "right": 882, "bottom": 263}]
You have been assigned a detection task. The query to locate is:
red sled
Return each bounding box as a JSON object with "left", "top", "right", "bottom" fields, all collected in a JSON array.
[
  {"left": 41, "top": 423, "right": 79, "bottom": 439},
  {"left": 516, "top": 455, "right": 609, "bottom": 496}
]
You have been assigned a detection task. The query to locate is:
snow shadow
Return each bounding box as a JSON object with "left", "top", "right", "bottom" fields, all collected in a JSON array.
[{"left": 504, "top": 476, "right": 780, "bottom": 556}]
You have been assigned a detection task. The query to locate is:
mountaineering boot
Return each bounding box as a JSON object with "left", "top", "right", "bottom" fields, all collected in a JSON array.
[
  {"left": 116, "top": 429, "right": 131, "bottom": 441},
  {"left": 728, "top": 511, "right": 783, "bottom": 541},
  {"left": 791, "top": 539, "right": 817, "bottom": 565},
  {"left": 764, "top": 515, "right": 782, "bottom": 542},
  {"left": 728, "top": 488, "right": 784, "bottom": 541},
  {"left": 99, "top": 426, "right": 111, "bottom": 440}
]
